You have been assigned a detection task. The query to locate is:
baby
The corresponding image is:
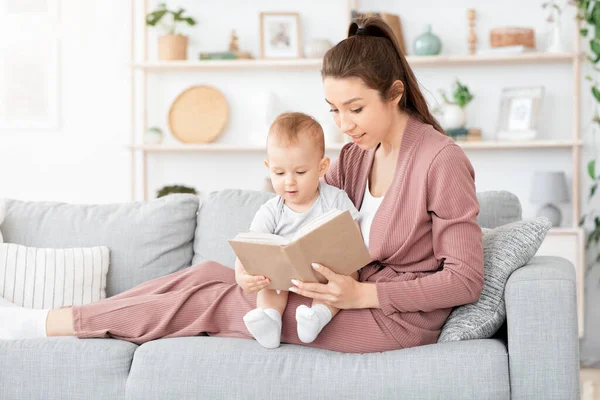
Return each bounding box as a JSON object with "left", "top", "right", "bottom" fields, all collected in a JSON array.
[{"left": 235, "top": 112, "right": 360, "bottom": 349}]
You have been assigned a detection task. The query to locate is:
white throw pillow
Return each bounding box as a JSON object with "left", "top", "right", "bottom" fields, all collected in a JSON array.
[
  {"left": 0, "top": 199, "right": 5, "bottom": 243},
  {"left": 0, "top": 244, "right": 110, "bottom": 309}
]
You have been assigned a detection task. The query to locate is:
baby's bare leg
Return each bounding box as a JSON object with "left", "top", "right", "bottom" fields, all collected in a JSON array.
[{"left": 257, "top": 288, "right": 289, "bottom": 316}]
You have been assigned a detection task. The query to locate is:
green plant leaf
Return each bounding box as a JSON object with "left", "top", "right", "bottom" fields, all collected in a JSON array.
[
  {"left": 582, "top": 28, "right": 590, "bottom": 37},
  {"left": 591, "top": 38, "right": 600, "bottom": 56},
  {"left": 580, "top": 215, "right": 587, "bottom": 226},
  {"left": 596, "top": 253, "right": 600, "bottom": 263},
  {"left": 183, "top": 17, "right": 196, "bottom": 26},
  {"left": 591, "top": 183, "right": 598, "bottom": 198},
  {"left": 146, "top": 9, "right": 167, "bottom": 26},
  {"left": 592, "top": 86, "right": 600, "bottom": 102},
  {"left": 589, "top": 159, "right": 597, "bottom": 180}
]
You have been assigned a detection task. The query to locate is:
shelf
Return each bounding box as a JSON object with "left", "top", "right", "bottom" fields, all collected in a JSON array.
[
  {"left": 131, "top": 52, "right": 579, "bottom": 71},
  {"left": 548, "top": 227, "right": 583, "bottom": 235},
  {"left": 455, "top": 139, "right": 583, "bottom": 150},
  {"left": 408, "top": 52, "right": 578, "bottom": 66},
  {"left": 131, "top": 58, "right": 324, "bottom": 70},
  {"left": 129, "top": 139, "right": 583, "bottom": 153}
]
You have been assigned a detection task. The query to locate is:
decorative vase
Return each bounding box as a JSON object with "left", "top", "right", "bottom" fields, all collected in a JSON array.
[
  {"left": 304, "top": 39, "right": 333, "bottom": 58},
  {"left": 546, "top": 8, "right": 565, "bottom": 53},
  {"left": 158, "top": 34, "right": 188, "bottom": 60},
  {"left": 441, "top": 104, "right": 466, "bottom": 130},
  {"left": 144, "top": 127, "right": 164, "bottom": 145},
  {"left": 413, "top": 25, "right": 442, "bottom": 56}
]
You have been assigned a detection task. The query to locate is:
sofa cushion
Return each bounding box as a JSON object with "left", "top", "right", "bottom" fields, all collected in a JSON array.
[
  {"left": 193, "top": 189, "right": 275, "bottom": 268},
  {"left": 0, "top": 244, "right": 110, "bottom": 308},
  {"left": 476, "top": 190, "right": 522, "bottom": 229},
  {"left": 126, "top": 337, "right": 509, "bottom": 400},
  {"left": 2, "top": 194, "right": 199, "bottom": 296},
  {"left": 0, "top": 337, "right": 136, "bottom": 400},
  {"left": 438, "top": 217, "right": 552, "bottom": 342}
]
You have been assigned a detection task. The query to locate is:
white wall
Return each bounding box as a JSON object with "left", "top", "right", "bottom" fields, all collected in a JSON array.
[{"left": 0, "top": 1, "right": 131, "bottom": 203}]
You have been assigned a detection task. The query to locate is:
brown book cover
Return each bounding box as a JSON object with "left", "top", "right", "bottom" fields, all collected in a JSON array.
[{"left": 228, "top": 210, "right": 373, "bottom": 291}]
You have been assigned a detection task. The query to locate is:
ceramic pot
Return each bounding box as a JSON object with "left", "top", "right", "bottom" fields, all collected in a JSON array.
[
  {"left": 442, "top": 104, "right": 466, "bottom": 130},
  {"left": 413, "top": 25, "right": 442, "bottom": 56}
]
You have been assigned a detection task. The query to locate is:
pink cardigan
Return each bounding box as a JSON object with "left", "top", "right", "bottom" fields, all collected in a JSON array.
[{"left": 324, "top": 116, "right": 484, "bottom": 347}]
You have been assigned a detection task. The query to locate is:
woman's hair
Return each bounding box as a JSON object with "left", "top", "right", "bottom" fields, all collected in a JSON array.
[
  {"left": 322, "top": 17, "right": 444, "bottom": 134},
  {"left": 268, "top": 112, "right": 325, "bottom": 157}
]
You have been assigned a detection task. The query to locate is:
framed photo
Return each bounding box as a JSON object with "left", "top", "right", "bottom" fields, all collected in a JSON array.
[
  {"left": 260, "top": 12, "right": 302, "bottom": 59},
  {"left": 496, "top": 86, "right": 544, "bottom": 141},
  {"left": 0, "top": 0, "right": 61, "bottom": 131}
]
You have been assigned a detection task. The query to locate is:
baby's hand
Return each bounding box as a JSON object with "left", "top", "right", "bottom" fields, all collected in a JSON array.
[{"left": 235, "top": 259, "right": 270, "bottom": 294}]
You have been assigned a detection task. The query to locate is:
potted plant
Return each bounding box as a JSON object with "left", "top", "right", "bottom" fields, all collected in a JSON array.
[
  {"left": 437, "top": 79, "right": 474, "bottom": 131},
  {"left": 156, "top": 184, "right": 197, "bottom": 198},
  {"left": 574, "top": 0, "right": 600, "bottom": 274},
  {"left": 146, "top": 3, "right": 197, "bottom": 61}
]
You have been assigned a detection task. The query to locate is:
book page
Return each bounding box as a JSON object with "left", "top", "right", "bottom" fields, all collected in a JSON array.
[
  {"left": 232, "top": 232, "right": 289, "bottom": 245},
  {"left": 293, "top": 209, "right": 344, "bottom": 240}
]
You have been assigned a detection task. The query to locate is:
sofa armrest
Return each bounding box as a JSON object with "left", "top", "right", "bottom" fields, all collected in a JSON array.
[{"left": 505, "top": 256, "right": 580, "bottom": 400}]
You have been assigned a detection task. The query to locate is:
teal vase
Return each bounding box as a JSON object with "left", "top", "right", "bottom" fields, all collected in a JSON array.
[{"left": 413, "top": 25, "right": 442, "bottom": 56}]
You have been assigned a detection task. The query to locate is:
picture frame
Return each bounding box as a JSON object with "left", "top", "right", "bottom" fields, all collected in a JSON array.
[
  {"left": 496, "top": 86, "right": 544, "bottom": 141},
  {"left": 259, "top": 12, "right": 302, "bottom": 59}
]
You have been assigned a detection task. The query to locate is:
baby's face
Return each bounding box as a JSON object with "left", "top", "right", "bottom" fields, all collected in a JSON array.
[{"left": 265, "top": 134, "right": 328, "bottom": 209}]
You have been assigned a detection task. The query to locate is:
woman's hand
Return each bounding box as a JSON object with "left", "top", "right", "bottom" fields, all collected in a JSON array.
[
  {"left": 289, "top": 263, "right": 370, "bottom": 309},
  {"left": 235, "top": 259, "right": 270, "bottom": 294}
]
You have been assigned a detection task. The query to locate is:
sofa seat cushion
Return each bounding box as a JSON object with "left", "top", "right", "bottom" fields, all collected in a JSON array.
[
  {"left": 0, "top": 337, "right": 137, "bottom": 400},
  {"left": 126, "top": 337, "right": 509, "bottom": 400}
]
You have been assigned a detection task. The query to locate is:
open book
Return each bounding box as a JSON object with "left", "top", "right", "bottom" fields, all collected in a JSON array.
[{"left": 228, "top": 209, "right": 372, "bottom": 291}]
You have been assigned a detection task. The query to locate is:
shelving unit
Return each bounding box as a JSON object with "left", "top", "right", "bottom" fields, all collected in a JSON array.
[
  {"left": 130, "top": 0, "right": 586, "bottom": 337},
  {"left": 128, "top": 49, "right": 583, "bottom": 202}
]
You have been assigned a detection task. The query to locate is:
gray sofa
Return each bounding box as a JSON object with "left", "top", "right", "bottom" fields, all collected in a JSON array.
[{"left": 0, "top": 190, "right": 580, "bottom": 400}]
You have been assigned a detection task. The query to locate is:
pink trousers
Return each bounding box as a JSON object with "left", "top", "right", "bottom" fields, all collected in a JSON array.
[{"left": 71, "top": 261, "right": 402, "bottom": 353}]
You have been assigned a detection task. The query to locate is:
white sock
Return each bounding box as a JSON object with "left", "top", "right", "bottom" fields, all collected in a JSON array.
[
  {"left": 0, "top": 304, "right": 49, "bottom": 340},
  {"left": 243, "top": 308, "right": 282, "bottom": 349},
  {"left": 296, "top": 304, "right": 332, "bottom": 343}
]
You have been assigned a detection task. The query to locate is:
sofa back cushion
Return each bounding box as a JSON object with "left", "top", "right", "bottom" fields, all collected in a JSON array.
[
  {"left": 192, "top": 189, "right": 275, "bottom": 268},
  {"left": 476, "top": 191, "right": 522, "bottom": 229},
  {"left": 2, "top": 194, "right": 199, "bottom": 296},
  {"left": 192, "top": 189, "right": 522, "bottom": 269}
]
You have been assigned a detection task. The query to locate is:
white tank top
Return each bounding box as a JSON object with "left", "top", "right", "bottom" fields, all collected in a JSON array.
[{"left": 359, "top": 179, "right": 385, "bottom": 248}]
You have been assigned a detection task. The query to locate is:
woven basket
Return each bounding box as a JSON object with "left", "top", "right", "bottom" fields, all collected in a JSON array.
[{"left": 490, "top": 27, "right": 535, "bottom": 48}]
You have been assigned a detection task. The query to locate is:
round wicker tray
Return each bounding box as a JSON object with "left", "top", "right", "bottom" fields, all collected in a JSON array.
[{"left": 168, "top": 85, "right": 229, "bottom": 143}]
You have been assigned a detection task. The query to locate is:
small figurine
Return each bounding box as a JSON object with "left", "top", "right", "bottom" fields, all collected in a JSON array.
[
  {"left": 229, "top": 29, "right": 239, "bottom": 53},
  {"left": 467, "top": 9, "right": 477, "bottom": 55}
]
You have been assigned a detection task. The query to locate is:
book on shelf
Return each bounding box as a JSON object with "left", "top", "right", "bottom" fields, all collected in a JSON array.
[{"left": 228, "top": 209, "right": 372, "bottom": 291}]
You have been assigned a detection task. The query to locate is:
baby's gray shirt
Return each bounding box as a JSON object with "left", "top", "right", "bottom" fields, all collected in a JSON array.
[{"left": 249, "top": 182, "right": 359, "bottom": 239}]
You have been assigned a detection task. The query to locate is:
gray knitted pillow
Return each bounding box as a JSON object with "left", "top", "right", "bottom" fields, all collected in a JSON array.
[{"left": 438, "top": 217, "right": 552, "bottom": 342}]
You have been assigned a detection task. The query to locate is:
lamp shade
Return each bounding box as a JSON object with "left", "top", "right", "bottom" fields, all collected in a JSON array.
[{"left": 530, "top": 171, "right": 570, "bottom": 204}]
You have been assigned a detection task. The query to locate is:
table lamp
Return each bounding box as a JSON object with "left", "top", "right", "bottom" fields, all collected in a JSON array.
[{"left": 530, "top": 171, "right": 569, "bottom": 227}]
